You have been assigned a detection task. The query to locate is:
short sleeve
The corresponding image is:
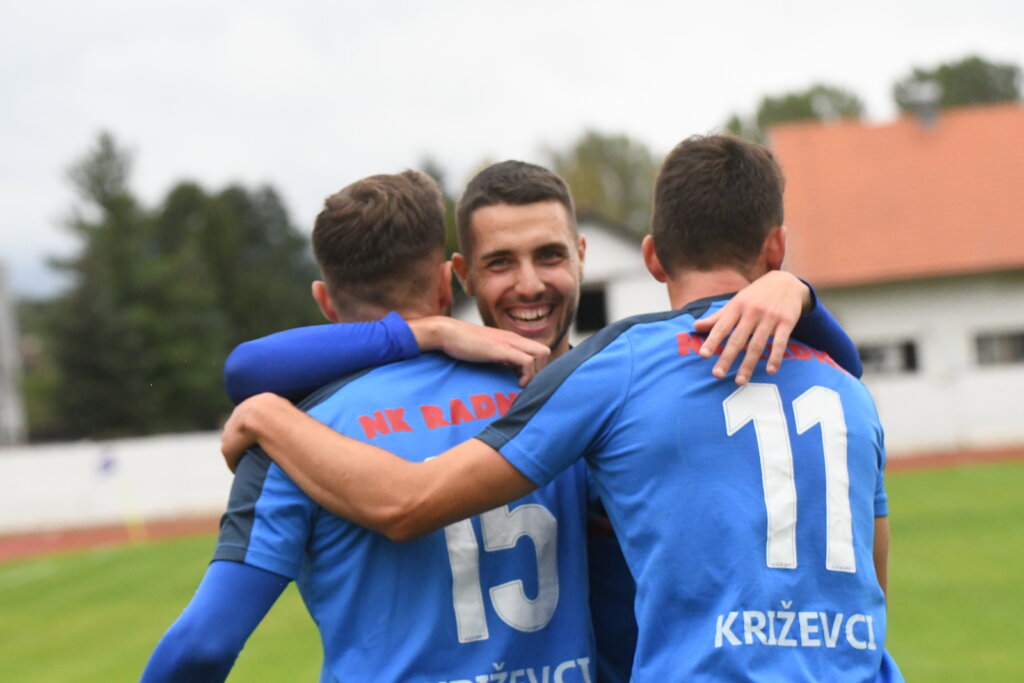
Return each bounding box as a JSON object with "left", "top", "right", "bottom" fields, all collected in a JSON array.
[
  {"left": 478, "top": 332, "right": 634, "bottom": 487},
  {"left": 213, "top": 448, "right": 317, "bottom": 579},
  {"left": 873, "top": 426, "right": 889, "bottom": 518}
]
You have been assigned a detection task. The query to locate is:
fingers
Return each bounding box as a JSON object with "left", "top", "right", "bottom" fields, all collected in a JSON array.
[
  {"left": 221, "top": 435, "right": 242, "bottom": 473},
  {"left": 496, "top": 343, "right": 546, "bottom": 387},
  {"left": 734, "top": 320, "right": 773, "bottom": 384},
  {"left": 712, "top": 315, "right": 757, "bottom": 382},
  {"left": 697, "top": 309, "right": 731, "bottom": 359},
  {"left": 220, "top": 409, "right": 251, "bottom": 473},
  {"left": 697, "top": 306, "right": 793, "bottom": 384},
  {"left": 765, "top": 317, "right": 797, "bottom": 374}
]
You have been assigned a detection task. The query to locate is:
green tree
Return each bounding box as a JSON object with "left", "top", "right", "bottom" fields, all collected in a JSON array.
[
  {"left": 894, "top": 55, "right": 1022, "bottom": 112},
  {"left": 30, "top": 133, "right": 321, "bottom": 440},
  {"left": 46, "top": 133, "right": 156, "bottom": 437},
  {"left": 726, "top": 84, "right": 865, "bottom": 143},
  {"left": 548, "top": 131, "right": 659, "bottom": 236}
]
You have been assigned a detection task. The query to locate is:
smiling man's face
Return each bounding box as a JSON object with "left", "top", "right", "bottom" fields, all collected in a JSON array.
[{"left": 452, "top": 200, "right": 585, "bottom": 359}]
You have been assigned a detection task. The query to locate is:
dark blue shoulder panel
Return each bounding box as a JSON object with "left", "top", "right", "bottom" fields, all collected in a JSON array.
[
  {"left": 479, "top": 307, "right": 695, "bottom": 451},
  {"left": 213, "top": 447, "right": 273, "bottom": 562}
]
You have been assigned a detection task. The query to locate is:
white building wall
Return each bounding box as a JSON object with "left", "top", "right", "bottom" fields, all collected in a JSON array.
[
  {"left": 821, "top": 271, "right": 1024, "bottom": 454},
  {"left": 576, "top": 224, "right": 667, "bottom": 325}
]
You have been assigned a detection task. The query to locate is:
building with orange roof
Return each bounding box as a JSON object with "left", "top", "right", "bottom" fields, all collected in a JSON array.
[{"left": 772, "top": 103, "right": 1024, "bottom": 455}]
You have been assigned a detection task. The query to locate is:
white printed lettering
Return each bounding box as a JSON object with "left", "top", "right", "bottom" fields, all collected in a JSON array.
[
  {"left": 776, "top": 611, "right": 798, "bottom": 647},
  {"left": 846, "top": 614, "right": 868, "bottom": 650},
  {"left": 714, "top": 607, "right": 878, "bottom": 653},
  {"left": 799, "top": 612, "right": 821, "bottom": 647},
  {"left": 716, "top": 612, "right": 741, "bottom": 647},
  {"left": 577, "top": 658, "right": 593, "bottom": 683},
  {"left": 435, "top": 660, "right": 581, "bottom": 683},
  {"left": 743, "top": 611, "right": 768, "bottom": 645},
  {"left": 820, "top": 612, "right": 843, "bottom": 648},
  {"left": 553, "top": 660, "right": 574, "bottom": 683},
  {"left": 526, "top": 666, "right": 550, "bottom": 683}
]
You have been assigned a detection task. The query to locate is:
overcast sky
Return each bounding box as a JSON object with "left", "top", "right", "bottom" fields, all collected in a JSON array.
[{"left": 3, "top": 0, "right": 1023, "bottom": 297}]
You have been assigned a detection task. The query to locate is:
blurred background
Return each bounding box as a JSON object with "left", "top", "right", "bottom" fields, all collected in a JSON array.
[{"left": 1, "top": 1, "right": 1022, "bottom": 680}]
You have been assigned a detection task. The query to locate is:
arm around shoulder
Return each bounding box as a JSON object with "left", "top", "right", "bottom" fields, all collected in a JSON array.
[
  {"left": 222, "top": 394, "right": 537, "bottom": 541},
  {"left": 223, "top": 313, "right": 420, "bottom": 404}
]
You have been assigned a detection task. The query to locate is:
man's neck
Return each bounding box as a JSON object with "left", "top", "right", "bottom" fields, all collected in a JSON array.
[{"left": 664, "top": 267, "right": 761, "bottom": 309}]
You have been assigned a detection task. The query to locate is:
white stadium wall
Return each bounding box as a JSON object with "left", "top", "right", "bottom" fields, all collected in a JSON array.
[{"left": 0, "top": 432, "right": 231, "bottom": 535}]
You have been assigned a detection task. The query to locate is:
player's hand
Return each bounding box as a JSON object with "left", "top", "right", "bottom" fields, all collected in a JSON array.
[
  {"left": 408, "top": 316, "right": 551, "bottom": 386},
  {"left": 692, "top": 271, "right": 810, "bottom": 385},
  {"left": 221, "top": 396, "right": 264, "bottom": 472}
]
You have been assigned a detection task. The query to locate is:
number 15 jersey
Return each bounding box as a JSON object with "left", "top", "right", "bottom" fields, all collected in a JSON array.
[
  {"left": 215, "top": 353, "right": 593, "bottom": 682},
  {"left": 478, "top": 296, "right": 903, "bottom": 682}
]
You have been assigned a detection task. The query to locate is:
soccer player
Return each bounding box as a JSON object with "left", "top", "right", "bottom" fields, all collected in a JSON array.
[
  {"left": 220, "top": 159, "right": 861, "bottom": 680},
  {"left": 141, "top": 171, "right": 596, "bottom": 681},
  {"left": 219, "top": 160, "right": 863, "bottom": 680},
  {"left": 221, "top": 136, "right": 902, "bottom": 681}
]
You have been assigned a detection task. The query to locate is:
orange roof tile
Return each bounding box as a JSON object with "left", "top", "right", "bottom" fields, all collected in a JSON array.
[{"left": 771, "top": 103, "right": 1024, "bottom": 287}]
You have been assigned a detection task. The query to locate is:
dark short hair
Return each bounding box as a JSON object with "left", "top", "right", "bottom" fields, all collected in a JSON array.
[
  {"left": 455, "top": 161, "right": 576, "bottom": 256},
  {"left": 312, "top": 170, "right": 446, "bottom": 312},
  {"left": 652, "top": 135, "right": 785, "bottom": 275}
]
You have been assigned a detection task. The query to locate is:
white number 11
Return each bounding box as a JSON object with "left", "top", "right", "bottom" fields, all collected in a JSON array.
[{"left": 724, "top": 383, "right": 856, "bottom": 573}]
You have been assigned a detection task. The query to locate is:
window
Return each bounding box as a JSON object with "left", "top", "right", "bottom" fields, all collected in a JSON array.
[
  {"left": 857, "top": 340, "right": 918, "bottom": 375},
  {"left": 575, "top": 286, "right": 608, "bottom": 333},
  {"left": 976, "top": 330, "right": 1024, "bottom": 366}
]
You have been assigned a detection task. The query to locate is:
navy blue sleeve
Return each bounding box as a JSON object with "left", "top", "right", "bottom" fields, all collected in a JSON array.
[
  {"left": 791, "top": 283, "right": 863, "bottom": 378},
  {"left": 140, "top": 561, "right": 289, "bottom": 682},
  {"left": 223, "top": 311, "right": 420, "bottom": 403}
]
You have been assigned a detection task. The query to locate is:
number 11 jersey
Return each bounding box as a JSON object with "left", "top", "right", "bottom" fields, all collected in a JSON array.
[{"left": 478, "top": 295, "right": 903, "bottom": 682}]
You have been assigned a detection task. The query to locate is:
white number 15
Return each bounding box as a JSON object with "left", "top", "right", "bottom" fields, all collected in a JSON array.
[{"left": 443, "top": 503, "right": 559, "bottom": 643}]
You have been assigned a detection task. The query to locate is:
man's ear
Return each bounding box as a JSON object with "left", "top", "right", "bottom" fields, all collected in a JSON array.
[
  {"left": 576, "top": 234, "right": 587, "bottom": 282},
  {"left": 763, "top": 225, "right": 787, "bottom": 271},
  {"left": 437, "top": 261, "right": 454, "bottom": 313},
  {"left": 642, "top": 235, "right": 668, "bottom": 283},
  {"left": 311, "top": 281, "right": 340, "bottom": 322},
  {"left": 451, "top": 252, "right": 473, "bottom": 296}
]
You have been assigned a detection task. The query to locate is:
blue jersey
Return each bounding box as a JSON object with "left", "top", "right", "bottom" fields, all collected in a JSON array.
[
  {"left": 216, "top": 354, "right": 594, "bottom": 682},
  {"left": 478, "top": 296, "right": 902, "bottom": 682}
]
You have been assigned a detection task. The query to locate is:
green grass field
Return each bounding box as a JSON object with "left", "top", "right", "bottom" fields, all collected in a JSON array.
[{"left": 1, "top": 460, "right": 1021, "bottom": 681}]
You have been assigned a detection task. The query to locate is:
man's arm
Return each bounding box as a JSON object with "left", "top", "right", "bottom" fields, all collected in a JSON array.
[
  {"left": 692, "top": 271, "right": 861, "bottom": 383},
  {"left": 221, "top": 393, "right": 535, "bottom": 541},
  {"left": 223, "top": 312, "right": 550, "bottom": 403},
  {"left": 873, "top": 516, "right": 890, "bottom": 598},
  {"left": 140, "top": 561, "right": 288, "bottom": 682}
]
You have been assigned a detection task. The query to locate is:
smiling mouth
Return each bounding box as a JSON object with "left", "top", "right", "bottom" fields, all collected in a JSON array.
[{"left": 507, "top": 305, "right": 555, "bottom": 331}]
